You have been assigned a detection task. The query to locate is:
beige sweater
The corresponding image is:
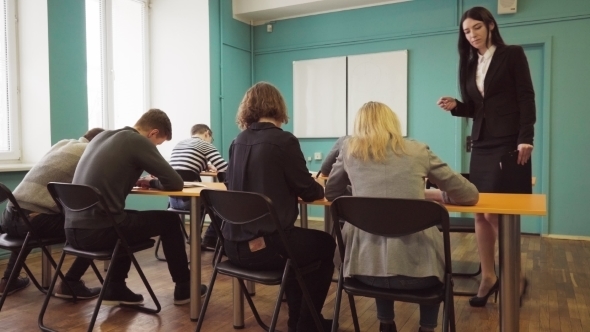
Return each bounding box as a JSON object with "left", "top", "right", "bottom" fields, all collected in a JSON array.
[{"left": 10, "top": 138, "right": 89, "bottom": 214}]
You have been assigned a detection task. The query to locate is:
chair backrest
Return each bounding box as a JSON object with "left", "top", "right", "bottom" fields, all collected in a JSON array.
[
  {"left": 176, "top": 169, "right": 202, "bottom": 182},
  {"left": 201, "top": 189, "right": 276, "bottom": 227},
  {"left": 47, "top": 183, "right": 102, "bottom": 213},
  {"left": 330, "top": 196, "right": 452, "bottom": 275},
  {"left": 47, "top": 182, "right": 129, "bottom": 244},
  {"left": 201, "top": 189, "right": 304, "bottom": 266},
  {"left": 0, "top": 182, "right": 42, "bottom": 237}
]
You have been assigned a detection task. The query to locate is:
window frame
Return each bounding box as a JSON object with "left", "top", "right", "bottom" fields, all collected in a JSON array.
[
  {"left": 0, "top": 0, "right": 21, "bottom": 161},
  {"left": 87, "top": 0, "right": 150, "bottom": 130}
]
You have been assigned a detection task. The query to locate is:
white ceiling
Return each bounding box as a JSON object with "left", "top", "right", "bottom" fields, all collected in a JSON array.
[{"left": 232, "top": 0, "right": 412, "bottom": 25}]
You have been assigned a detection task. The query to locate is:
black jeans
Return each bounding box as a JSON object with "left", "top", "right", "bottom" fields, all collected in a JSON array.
[
  {"left": 224, "top": 227, "right": 335, "bottom": 331},
  {"left": 65, "top": 210, "right": 190, "bottom": 284},
  {"left": 0, "top": 207, "right": 91, "bottom": 281}
]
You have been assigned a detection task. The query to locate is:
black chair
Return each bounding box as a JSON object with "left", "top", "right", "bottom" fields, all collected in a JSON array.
[
  {"left": 196, "top": 189, "right": 325, "bottom": 332},
  {"left": 0, "top": 183, "right": 76, "bottom": 311},
  {"left": 39, "top": 183, "right": 161, "bottom": 332},
  {"left": 330, "top": 196, "right": 456, "bottom": 332},
  {"left": 426, "top": 174, "right": 482, "bottom": 288}
]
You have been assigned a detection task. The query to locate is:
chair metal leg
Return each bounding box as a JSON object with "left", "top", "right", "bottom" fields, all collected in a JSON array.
[
  {"left": 89, "top": 261, "right": 104, "bottom": 284},
  {"left": 38, "top": 250, "right": 68, "bottom": 332},
  {"left": 331, "top": 268, "right": 344, "bottom": 332},
  {"left": 196, "top": 246, "right": 226, "bottom": 331},
  {"left": 238, "top": 278, "right": 272, "bottom": 331},
  {"left": 452, "top": 263, "right": 482, "bottom": 278},
  {"left": 154, "top": 237, "right": 166, "bottom": 261},
  {"left": 126, "top": 252, "right": 161, "bottom": 314},
  {"left": 348, "top": 293, "right": 361, "bottom": 332}
]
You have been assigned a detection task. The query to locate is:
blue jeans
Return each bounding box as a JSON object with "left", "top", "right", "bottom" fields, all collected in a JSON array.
[
  {"left": 169, "top": 197, "right": 216, "bottom": 239},
  {"left": 353, "top": 275, "right": 441, "bottom": 329}
]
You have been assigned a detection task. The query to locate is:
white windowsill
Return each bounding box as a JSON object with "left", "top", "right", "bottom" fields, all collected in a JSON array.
[{"left": 0, "top": 163, "right": 35, "bottom": 172}]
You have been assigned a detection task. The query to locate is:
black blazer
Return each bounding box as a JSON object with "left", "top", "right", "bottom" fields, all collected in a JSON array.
[{"left": 451, "top": 45, "right": 536, "bottom": 145}]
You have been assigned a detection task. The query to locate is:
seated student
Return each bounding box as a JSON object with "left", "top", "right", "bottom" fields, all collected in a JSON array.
[
  {"left": 325, "top": 102, "right": 479, "bottom": 332},
  {"left": 65, "top": 109, "right": 206, "bottom": 306},
  {"left": 224, "top": 82, "right": 335, "bottom": 332},
  {"left": 169, "top": 123, "right": 228, "bottom": 249},
  {"left": 319, "top": 135, "right": 348, "bottom": 176},
  {"left": 0, "top": 128, "right": 104, "bottom": 298}
]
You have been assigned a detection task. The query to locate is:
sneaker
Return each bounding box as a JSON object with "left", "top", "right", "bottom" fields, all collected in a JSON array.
[
  {"left": 380, "top": 321, "right": 397, "bottom": 332},
  {"left": 173, "top": 282, "right": 207, "bottom": 305},
  {"left": 201, "top": 235, "right": 217, "bottom": 252},
  {"left": 54, "top": 279, "right": 101, "bottom": 300},
  {"left": 0, "top": 276, "right": 30, "bottom": 296},
  {"left": 102, "top": 282, "right": 144, "bottom": 306}
]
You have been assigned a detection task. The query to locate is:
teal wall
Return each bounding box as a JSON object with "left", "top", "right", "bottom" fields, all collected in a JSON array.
[
  {"left": 47, "top": 0, "right": 89, "bottom": 144},
  {"left": 212, "top": 0, "right": 590, "bottom": 236}
]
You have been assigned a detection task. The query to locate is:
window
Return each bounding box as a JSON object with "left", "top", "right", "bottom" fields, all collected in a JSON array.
[
  {"left": 0, "top": 0, "right": 20, "bottom": 161},
  {"left": 86, "top": 0, "right": 149, "bottom": 130}
]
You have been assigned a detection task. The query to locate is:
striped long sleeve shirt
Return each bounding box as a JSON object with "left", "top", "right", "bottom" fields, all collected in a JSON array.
[{"left": 169, "top": 137, "right": 228, "bottom": 175}]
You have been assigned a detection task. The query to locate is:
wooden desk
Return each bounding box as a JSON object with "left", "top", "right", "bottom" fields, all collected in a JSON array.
[
  {"left": 200, "top": 171, "right": 218, "bottom": 179},
  {"left": 132, "top": 182, "right": 227, "bottom": 321},
  {"left": 293, "top": 193, "right": 546, "bottom": 332}
]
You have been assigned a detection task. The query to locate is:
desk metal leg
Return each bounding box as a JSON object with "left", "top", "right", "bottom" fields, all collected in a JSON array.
[
  {"left": 233, "top": 278, "right": 245, "bottom": 328},
  {"left": 190, "top": 197, "right": 202, "bottom": 321},
  {"left": 300, "top": 203, "right": 308, "bottom": 228},
  {"left": 498, "top": 214, "right": 520, "bottom": 332},
  {"left": 42, "top": 246, "right": 52, "bottom": 288},
  {"left": 324, "top": 206, "right": 332, "bottom": 233}
]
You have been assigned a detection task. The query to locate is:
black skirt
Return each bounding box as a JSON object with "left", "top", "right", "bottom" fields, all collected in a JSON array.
[{"left": 470, "top": 136, "right": 532, "bottom": 194}]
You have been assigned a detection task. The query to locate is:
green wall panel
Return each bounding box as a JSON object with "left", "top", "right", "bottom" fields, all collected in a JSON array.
[{"left": 47, "top": 0, "right": 88, "bottom": 143}]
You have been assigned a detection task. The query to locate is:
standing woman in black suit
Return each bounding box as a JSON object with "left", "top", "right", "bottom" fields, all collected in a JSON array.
[{"left": 437, "top": 6, "right": 535, "bottom": 307}]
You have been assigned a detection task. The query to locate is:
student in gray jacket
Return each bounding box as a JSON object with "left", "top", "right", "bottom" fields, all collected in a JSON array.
[{"left": 325, "top": 102, "right": 479, "bottom": 332}]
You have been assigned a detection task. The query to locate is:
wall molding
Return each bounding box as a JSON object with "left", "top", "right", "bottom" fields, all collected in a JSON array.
[
  {"left": 543, "top": 234, "right": 590, "bottom": 242},
  {"left": 254, "top": 12, "right": 590, "bottom": 55}
]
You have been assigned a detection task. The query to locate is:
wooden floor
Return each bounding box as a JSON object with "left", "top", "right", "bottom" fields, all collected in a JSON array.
[{"left": 1, "top": 220, "right": 590, "bottom": 332}]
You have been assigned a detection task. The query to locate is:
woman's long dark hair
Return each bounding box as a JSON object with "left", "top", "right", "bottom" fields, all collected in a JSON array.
[{"left": 458, "top": 7, "right": 506, "bottom": 102}]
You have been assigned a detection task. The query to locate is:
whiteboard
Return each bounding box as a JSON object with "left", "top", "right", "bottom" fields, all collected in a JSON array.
[
  {"left": 293, "top": 57, "right": 347, "bottom": 138},
  {"left": 347, "top": 50, "right": 408, "bottom": 136}
]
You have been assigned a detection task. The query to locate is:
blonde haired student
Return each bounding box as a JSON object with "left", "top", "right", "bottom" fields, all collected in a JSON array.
[{"left": 326, "top": 102, "right": 479, "bottom": 332}]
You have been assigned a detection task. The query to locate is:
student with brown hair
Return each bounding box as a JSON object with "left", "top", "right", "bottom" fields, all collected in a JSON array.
[{"left": 224, "top": 82, "right": 335, "bottom": 332}]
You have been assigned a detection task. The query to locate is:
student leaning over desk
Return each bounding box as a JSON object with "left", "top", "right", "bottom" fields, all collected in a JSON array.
[{"left": 325, "top": 102, "right": 478, "bottom": 332}]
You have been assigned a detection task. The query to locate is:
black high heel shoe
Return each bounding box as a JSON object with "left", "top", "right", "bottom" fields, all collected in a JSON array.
[{"left": 469, "top": 278, "right": 499, "bottom": 307}]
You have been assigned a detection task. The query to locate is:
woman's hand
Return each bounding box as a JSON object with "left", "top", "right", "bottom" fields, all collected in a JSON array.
[
  {"left": 437, "top": 97, "right": 457, "bottom": 111},
  {"left": 517, "top": 144, "right": 533, "bottom": 165}
]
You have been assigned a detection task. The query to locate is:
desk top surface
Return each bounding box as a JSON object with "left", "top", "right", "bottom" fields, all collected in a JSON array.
[
  {"left": 303, "top": 193, "right": 547, "bottom": 216},
  {"left": 131, "top": 182, "right": 226, "bottom": 197},
  {"left": 132, "top": 184, "right": 546, "bottom": 216}
]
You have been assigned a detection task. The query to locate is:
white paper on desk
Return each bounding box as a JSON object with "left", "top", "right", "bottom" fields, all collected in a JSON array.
[{"left": 183, "top": 182, "right": 206, "bottom": 188}]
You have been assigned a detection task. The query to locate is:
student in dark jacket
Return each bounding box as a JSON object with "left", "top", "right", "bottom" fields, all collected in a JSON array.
[
  {"left": 437, "top": 6, "right": 535, "bottom": 307},
  {"left": 224, "top": 82, "right": 335, "bottom": 332}
]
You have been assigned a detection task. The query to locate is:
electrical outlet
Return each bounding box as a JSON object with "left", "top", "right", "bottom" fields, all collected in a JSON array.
[
  {"left": 314, "top": 152, "right": 322, "bottom": 160},
  {"left": 307, "top": 156, "right": 312, "bottom": 162}
]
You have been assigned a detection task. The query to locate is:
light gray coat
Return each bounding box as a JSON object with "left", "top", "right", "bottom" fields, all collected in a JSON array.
[{"left": 325, "top": 139, "right": 479, "bottom": 282}]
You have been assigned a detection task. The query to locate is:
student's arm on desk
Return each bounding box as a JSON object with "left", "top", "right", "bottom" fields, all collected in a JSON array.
[
  {"left": 283, "top": 138, "right": 324, "bottom": 202},
  {"left": 425, "top": 148, "right": 479, "bottom": 206},
  {"left": 324, "top": 153, "right": 351, "bottom": 201},
  {"left": 133, "top": 137, "right": 183, "bottom": 191}
]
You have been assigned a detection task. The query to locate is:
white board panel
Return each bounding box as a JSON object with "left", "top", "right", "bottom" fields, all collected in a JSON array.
[
  {"left": 293, "top": 57, "right": 347, "bottom": 138},
  {"left": 347, "top": 50, "right": 407, "bottom": 136}
]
